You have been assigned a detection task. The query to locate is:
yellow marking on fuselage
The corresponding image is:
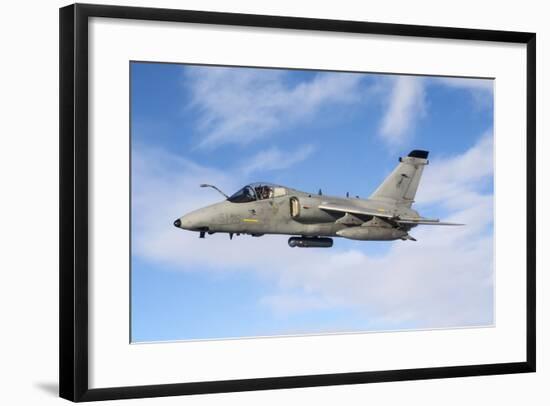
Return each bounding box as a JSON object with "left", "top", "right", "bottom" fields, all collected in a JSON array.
[
  {"left": 377, "top": 208, "right": 386, "bottom": 212},
  {"left": 242, "top": 218, "right": 259, "bottom": 223}
]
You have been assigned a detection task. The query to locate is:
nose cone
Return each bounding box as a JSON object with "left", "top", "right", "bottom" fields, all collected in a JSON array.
[{"left": 174, "top": 208, "right": 211, "bottom": 231}]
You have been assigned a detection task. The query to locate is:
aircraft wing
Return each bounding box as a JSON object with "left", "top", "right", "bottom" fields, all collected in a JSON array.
[
  {"left": 319, "top": 203, "right": 463, "bottom": 226},
  {"left": 318, "top": 202, "right": 394, "bottom": 219}
]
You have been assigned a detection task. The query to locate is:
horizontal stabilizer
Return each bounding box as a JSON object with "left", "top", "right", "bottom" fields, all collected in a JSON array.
[{"left": 396, "top": 218, "right": 464, "bottom": 226}]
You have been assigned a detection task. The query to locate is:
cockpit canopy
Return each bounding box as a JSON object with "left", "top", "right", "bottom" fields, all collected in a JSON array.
[{"left": 227, "top": 183, "right": 287, "bottom": 203}]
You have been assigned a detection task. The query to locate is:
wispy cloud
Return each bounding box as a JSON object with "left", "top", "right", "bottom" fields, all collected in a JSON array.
[
  {"left": 185, "top": 67, "right": 363, "bottom": 148},
  {"left": 417, "top": 131, "right": 493, "bottom": 208},
  {"left": 240, "top": 144, "right": 315, "bottom": 175},
  {"left": 132, "top": 130, "right": 494, "bottom": 331},
  {"left": 185, "top": 66, "right": 492, "bottom": 154},
  {"left": 379, "top": 76, "right": 426, "bottom": 146},
  {"left": 378, "top": 76, "right": 493, "bottom": 147}
]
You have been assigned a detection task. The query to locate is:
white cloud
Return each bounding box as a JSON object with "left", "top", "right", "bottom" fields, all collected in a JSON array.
[
  {"left": 379, "top": 76, "right": 426, "bottom": 146},
  {"left": 240, "top": 144, "right": 315, "bottom": 175},
  {"left": 417, "top": 131, "right": 493, "bottom": 208},
  {"left": 378, "top": 76, "right": 493, "bottom": 147},
  {"left": 132, "top": 131, "right": 494, "bottom": 332},
  {"left": 185, "top": 67, "right": 363, "bottom": 148},
  {"left": 260, "top": 293, "right": 335, "bottom": 316},
  {"left": 185, "top": 68, "right": 493, "bottom": 152}
]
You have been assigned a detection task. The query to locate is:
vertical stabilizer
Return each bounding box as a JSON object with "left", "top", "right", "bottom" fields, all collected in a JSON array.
[{"left": 369, "top": 150, "right": 429, "bottom": 207}]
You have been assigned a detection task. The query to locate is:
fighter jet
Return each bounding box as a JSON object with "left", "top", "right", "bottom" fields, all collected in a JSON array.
[{"left": 173, "top": 150, "right": 462, "bottom": 248}]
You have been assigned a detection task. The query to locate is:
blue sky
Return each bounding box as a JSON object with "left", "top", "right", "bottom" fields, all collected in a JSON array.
[{"left": 131, "top": 62, "right": 494, "bottom": 342}]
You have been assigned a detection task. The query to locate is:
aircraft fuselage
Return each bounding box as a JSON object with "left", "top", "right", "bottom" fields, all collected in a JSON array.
[
  {"left": 173, "top": 151, "right": 462, "bottom": 247},
  {"left": 175, "top": 187, "right": 417, "bottom": 240}
]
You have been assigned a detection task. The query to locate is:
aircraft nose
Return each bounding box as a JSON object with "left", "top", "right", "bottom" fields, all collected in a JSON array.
[
  {"left": 176, "top": 210, "right": 208, "bottom": 231},
  {"left": 175, "top": 204, "right": 224, "bottom": 232}
]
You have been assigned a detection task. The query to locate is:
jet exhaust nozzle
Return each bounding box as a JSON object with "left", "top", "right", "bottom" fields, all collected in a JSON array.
[{"left": 288, "top": 237, "right": 333, "bottom": 248}]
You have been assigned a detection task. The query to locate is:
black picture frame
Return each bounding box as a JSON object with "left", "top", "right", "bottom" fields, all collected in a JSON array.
[{"left": 59, "top": 3, "right": 536, "bottom": 402}]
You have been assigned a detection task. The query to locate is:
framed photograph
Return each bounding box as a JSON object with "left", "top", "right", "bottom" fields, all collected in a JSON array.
[{"left": 59, "top": 3, "right": 536, "bottom": 402}]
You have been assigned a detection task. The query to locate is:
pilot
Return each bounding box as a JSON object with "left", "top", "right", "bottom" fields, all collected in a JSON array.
[{"left": 261, "top": 186, "right": 272, "bottom": 200}]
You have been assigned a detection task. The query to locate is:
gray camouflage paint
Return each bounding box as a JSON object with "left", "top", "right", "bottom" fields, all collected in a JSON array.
[{"left": 174, "top": 151, "right": 462, "bottom": 247}]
